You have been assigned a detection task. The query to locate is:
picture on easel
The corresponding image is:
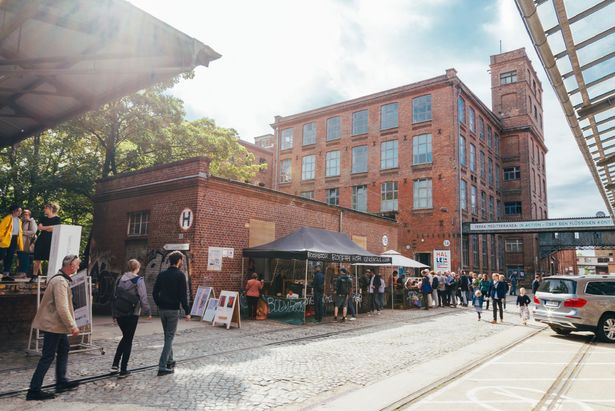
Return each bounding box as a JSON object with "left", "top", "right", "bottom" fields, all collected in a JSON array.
[
  {"left": 190, "top": 286, "right": 214, "bottom": 318},
  {"left": 212, "top": 290, "right": 241, "bottom": 329},
  {"left": 203, "top": 298, "right": 219, "bottom": 322}
]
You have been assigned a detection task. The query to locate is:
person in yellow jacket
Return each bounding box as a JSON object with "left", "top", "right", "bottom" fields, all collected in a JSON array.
[{"left": 0, "top": 205, "right": 23, "bottom": 280}]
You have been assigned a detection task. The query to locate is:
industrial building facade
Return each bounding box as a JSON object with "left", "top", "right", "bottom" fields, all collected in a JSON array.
[{"left": 268, "top": 48, "right": 548, "bottom": 277}]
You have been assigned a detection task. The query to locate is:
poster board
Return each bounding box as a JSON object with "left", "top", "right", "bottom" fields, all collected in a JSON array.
[
  {"left": 71, "top": 270, "right": 91, "bottom": 328},
  {"left": 203, "top": 298, "right": 218, "bottom": 322},
  {"left": 207, "top": 247, "right": 223, "bottom": 271},
  {"left": 190, "top": 286, "right": 213, "bottom": 317},
  {"left": 47, "top": 225, "right": 82, "bottom": 276},
  {"left": 212, "top": 290, "right": 241, "bottom": 329},
  {"left": 433, "top": 249, "right": 451, "bottom": 272}
]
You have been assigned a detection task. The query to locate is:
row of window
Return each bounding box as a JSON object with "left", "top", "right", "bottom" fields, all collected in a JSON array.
[
  {"left": 280, "top": 134, "right": 433, "bottom": 182},
  {"left": 462, "top": 234, "right": 500, "bottom": 271},
  {"left": 279, "top": 95, "right": 432, "bottom": 150},
  {"left": 299, "top": 179, "right": 433, "bottom": 212},
  {"left": 457, "top": 98, "right": 500, "bottom": 148},
  {"left": 461, "top": 137, "right": 499, "bottom": 186}
]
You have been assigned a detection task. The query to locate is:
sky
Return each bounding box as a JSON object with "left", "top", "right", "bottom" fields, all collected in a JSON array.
[{"left": 128, "top": 0, "right": 605, "bottom": 219}]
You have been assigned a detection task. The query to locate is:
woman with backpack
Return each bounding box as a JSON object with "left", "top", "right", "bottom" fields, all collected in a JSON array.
[{"left": 111, "top": 259, "right": 151, "bottom": 378}]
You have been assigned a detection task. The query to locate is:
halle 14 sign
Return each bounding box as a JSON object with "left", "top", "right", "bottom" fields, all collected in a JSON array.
[{"left": 433, "top": 249, "right": 451, "bottom": 272}]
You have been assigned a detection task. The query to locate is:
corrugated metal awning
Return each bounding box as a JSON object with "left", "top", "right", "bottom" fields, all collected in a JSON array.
[
  {"left": 0, "top": 0, "right": 221, "bottom": 147},
  {"left": 515, "top": 0, "right": 615, "bottom": 217}
]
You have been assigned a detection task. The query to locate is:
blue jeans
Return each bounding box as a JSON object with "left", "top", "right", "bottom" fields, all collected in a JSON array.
[
  {"left": 30, "top": 332, "right": 69, "bottom": 391},
  {"left": 347, "top": 296, "right": 356, "bottom": 317},
  {"left": 158, "top": 310, "right": 179, "bottom": 370},
  {"left": 1, "top": 235, "right": 18, "bottom": 274},
  {"left": 510, "top": 281, "right": 517, "bottom": 295},
  {"left": 18, "top": 251, "right": 31, "bottom": 274},
  {"left": 314, "top": 292, "right": 324, "bottom": 321}
]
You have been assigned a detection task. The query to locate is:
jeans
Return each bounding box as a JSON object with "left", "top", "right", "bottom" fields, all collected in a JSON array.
[
  {"left": 247, "top": 296, "right": 259, "bottom": 320},
  {"left": 375, "top": 292, "right": 384, "bottom": 311},
  {"left": 17, "top": 251, "right": 31, "bottom": 275},
  {"left": 368, "top": 293, "right": 376, "bottom": 312},
  {"left": 422, "top": 293, "right": 430, "bottom": 309},
  {"left": 347, "top": 296, "right": 356, "bottom": 317},
  {"left": 437, "top": 290, "right": 444, "bottom": 306},
  {"left": 510, "top": 282, "right": 517, "bottom": 296},
  {"left": 314, "top": 292, "right": 324, "bottom": 321},
  {"left": 492, "top": 298, "right": 504, "bottom": 321},
  {"left": 1, "top": 235, "right": 18, "bottom": 274},
  {"left": 158, "top": 310, "right": 179, "bottom": 370},
  {"left": 113, "top": 315, "right": 139, "bottom": 371},
  {"left": 465, "top": 290, "right": 473, "bottom": 306},
  {"left": 30, "top": 332, "right": 69, "bottom": 391},
  {"left": 431, "top": 289, "right": 438, "bottom": 307}
]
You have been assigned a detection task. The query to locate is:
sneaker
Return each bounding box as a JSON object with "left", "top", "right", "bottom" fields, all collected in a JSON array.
[
  {"left": 334, "top": 316, "right": 338, "bottom": 321},
  {"left": 56, "top": 380, "right": 79, "bottom": 393},
  {"left": 110, "top": 365, "right": 119, "bottom": 374},
  {"left": 118, "top": 370, "right": 131, "bottom": 379},
  {"left": 376, "top": 311, "right": 381, "bottom": 315},
  {"left": 26, "top": 390, "right": 56, "bottom": 401},
  {"left": 491, "top": 320, "right": 497, "bottom": 324},
  {"left": 29, "top": 276, "right": 39, "bottom": 283},
  {"left": 157, "top": 368, "right": 174, "bottom": 376},
  {"left": 349, "top": 317, "right": 356, "bottom": 321}
]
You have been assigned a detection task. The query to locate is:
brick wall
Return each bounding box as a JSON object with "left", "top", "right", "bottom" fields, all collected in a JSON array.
[{"left": 90, "top": 157, "right": 398, "bottom": 303}]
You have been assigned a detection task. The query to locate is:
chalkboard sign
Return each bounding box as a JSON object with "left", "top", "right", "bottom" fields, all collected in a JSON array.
[{"left": 263, "top": 295, "right": 305, "bottom": 325}]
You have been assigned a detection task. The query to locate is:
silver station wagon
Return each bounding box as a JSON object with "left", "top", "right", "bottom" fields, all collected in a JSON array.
[{"left": 533, "top": 275, "right": 615, "bottom": 342}]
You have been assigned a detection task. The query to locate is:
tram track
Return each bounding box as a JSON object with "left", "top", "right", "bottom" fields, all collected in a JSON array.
[{"left": 0, "top": 308, "right": 456, "bottom": 399}]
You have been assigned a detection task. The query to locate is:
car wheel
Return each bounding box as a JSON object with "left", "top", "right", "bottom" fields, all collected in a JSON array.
[
  {"left": 597, "top": 314, "right": 615, "bottom": 343},
  {"left": 550, "top": 326, "right": 571, "bottom": 336}
]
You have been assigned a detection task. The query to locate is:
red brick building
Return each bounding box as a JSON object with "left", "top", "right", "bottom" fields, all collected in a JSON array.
[
  {"left": 89, "top": 157, "right": 397, "bottom": 313},
  {"left": 239, "top": 139, "right": 274, "bottom": 188},
  {"left": 270, "top": 49, "right": 548, "bottom": 277}
]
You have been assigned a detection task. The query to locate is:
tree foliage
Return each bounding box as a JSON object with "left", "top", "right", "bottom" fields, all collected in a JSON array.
[{"left": 0, "top": 80, "right": 265, "bottom": 253}]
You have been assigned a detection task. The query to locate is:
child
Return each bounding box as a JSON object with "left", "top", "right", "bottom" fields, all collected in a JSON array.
[
  {"left": 472, "top": 290, "right": 484, "bottom": 321},
  {"left": 517, "top": 287, "right": 531, "bottom": 325}
]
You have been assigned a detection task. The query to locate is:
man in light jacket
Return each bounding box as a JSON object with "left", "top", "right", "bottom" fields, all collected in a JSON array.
[{"left": 27, "top": 254, "right": 81, "bottom": 401}]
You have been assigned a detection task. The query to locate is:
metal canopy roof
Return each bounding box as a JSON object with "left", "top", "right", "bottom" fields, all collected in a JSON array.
[
  {"left": 515, "top": 0, "right": 615, "bottom": 217},
  {"left": 0, "top": 0, "right": 221, "bottom": 147}
]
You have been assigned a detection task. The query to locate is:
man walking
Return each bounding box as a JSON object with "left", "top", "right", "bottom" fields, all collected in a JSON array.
[
  {"left": 27, "top": 255, "right": 81, "bottom": 401},
  {"left": 312, "top": 264, "right": 325, "bottom": 322},
  {"left": 509, "top": 271, "right": 518, "bottom": 296},
  {"left": 334, "top": 268, "right": 352, "bottom": 322},
  {"left": 153, "top": 251, "right": 190, "bottom": 376},
  {"left": 490, "top": 273, "right": 508, "bottom": 324}
]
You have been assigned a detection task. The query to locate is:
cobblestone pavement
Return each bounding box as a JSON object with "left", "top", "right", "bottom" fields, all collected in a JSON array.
[{"left": 0, "top": 304, "right": 522, "bottom": 410}]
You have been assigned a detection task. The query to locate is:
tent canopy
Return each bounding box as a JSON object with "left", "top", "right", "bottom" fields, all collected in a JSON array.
[
  {"left": 354, "top": 250, "right": 430, "bottom": 268},
  {"left": 242, "top": 227, "right": 392, "bottom": 264},
  {"left": 0, "top": 0, "right": 221, "bottom": 147}
]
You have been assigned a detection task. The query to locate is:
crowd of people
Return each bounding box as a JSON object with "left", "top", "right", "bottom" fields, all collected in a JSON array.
[
  {"left": 26, "top": 251, "right": 191, "bottom": 401},
  {"left": 402, "top": 269, "right": 542, "bottom": 325},
  {"left": 0, "top": 203, "right": 62, "bottom": 283}
]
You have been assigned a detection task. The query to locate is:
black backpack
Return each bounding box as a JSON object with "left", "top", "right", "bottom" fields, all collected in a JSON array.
[
  {"left": 432, "top": 276, "right": 439, "bottom": 290},
  {"left": 337, "top": 275, "right": 351, "bottom": 295},
  {"left": 112, "top": 277, "right": 140, "bottom": 317},
  {"left": 373, "top": 275, "right": 382, "bottom": 289}
]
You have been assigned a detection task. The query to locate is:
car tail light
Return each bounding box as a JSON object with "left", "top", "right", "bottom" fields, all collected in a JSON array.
[
  {"left": 563, "top": 298, "right": 587, "bottom": 308},
  {"left": 533, "top": 295, "right": 540, "bottom": 304}
]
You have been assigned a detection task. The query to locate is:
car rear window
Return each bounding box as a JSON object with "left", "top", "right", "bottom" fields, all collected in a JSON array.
[
  {"left": 585, "top": 281, "right": 615, "bottom": 296},
  {"left": 538, "top": 279, "right": 577, "bottom": 294}
]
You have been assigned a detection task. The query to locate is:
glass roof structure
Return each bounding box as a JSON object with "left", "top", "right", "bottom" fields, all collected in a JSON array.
[{"left": 515, "top": 0, "right": 615, "bottom": 217}]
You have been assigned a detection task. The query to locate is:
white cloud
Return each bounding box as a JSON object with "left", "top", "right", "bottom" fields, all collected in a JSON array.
[{"left": 129, "top": 0, "right": 606, "bottom": 218}]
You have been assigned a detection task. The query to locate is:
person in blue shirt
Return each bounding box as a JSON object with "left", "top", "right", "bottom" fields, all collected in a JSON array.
[{"left": 490, "top": 273, "right": 508, "bottom": 323}]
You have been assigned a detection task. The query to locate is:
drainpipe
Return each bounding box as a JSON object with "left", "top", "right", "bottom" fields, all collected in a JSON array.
[
  {"left": 339, "top": 210, "right": 343, "bottom": 232},
  {"left": 454, "top": 83, "right": 464, "bottom": 272},
  {"left": 273, "top": 120, "right": 280, "bottom": 191}
]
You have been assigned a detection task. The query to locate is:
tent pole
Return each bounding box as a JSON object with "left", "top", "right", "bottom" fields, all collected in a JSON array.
[
  {"left": 391, "top": 267, "right": 394, "bottom": 310},
  {"left": 355, "top": 265, "right": 358, "bottom": 315},
  {"left": 304, "top": 259, "right": 308, "bottom": 324}
]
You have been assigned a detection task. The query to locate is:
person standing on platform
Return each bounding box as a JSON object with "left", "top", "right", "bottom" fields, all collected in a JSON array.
[
  {"left": 32, "top": 203, "right": 62, "bottom": 282},
  {"left": 17, "top": 209, "right": 37, "bottom": 278},
  {"left": 312, "top": 264, "right": 325, "bottom": 322},
  {"left": 0, "top": 205, "right": 23, "bottom": 281},
  {"left": 245, "top": 272, "right": 263, "bottom": 320},
  {"left": 111, "top": 259, "right": 151, "bottom": 378},
  {"left": 27, "top": 255, "right": 81, "bottom": 401},
  {"left": 153, "top": 251, "right": 190, "bottom": 376}
]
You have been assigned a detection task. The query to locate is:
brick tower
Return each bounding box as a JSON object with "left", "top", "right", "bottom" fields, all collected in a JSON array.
[{"left": 490, "top": 48, "right": 548, "bottom": 276}]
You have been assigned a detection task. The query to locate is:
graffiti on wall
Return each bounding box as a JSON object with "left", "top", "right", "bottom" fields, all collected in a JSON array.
[{"left": 89, "top": 248, "right": 191, "bottom": 315}]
